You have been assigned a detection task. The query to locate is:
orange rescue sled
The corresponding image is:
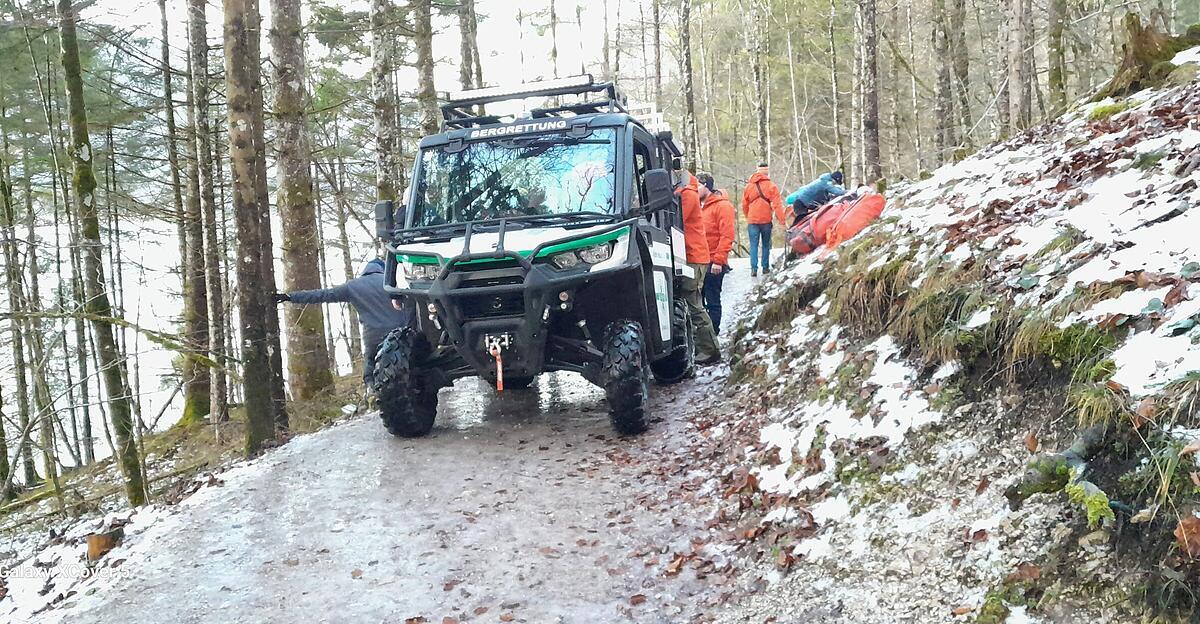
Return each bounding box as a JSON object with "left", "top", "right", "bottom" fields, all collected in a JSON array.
[{"left": 787, "top": 192, "right": 886, "bottom": 256}]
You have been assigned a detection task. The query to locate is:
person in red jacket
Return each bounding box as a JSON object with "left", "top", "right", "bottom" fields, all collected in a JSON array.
[
  {"left": 675, "top": 170, "right": 721, "bottom": 365},
  {"left": 696, "top": 172, "right": 735, "bottom": 333},
  {"left": 740, "top": 163, "right": 787, "bottom": 277}
]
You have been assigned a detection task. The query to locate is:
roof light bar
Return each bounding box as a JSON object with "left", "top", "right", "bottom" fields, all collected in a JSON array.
[{"left": 448, "top": 74, "right": 595, "bottom": 104}]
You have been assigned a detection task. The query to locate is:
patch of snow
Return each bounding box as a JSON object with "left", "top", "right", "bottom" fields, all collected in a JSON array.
[
  {"left": 761, "top": 507, "right": 800, "bottom": 525},
  {"left": 962, "top": 308, "right": 993, "bottom": 330},
  {"left": 1064, "top": 285, "right": 1171, "bottom": 326},
  {"left": 932, "top": 361, "right": 962, "bottom": 382},
  {"left": 810, "top": 496, "right": 852, "bottom": 524},
  {"left": 881, "top": 463, "right": 921, "bottom": 484},
  {"left": 1171, "top": 45, "right": 1200, "bottom": 66},
  {"left": 1006, "top": 605, "right": 1041, "bottom": 623}
]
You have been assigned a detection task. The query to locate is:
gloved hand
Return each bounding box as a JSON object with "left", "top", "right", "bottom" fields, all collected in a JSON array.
[{"left": 272, "top": 293, "right": 290, "bottom": 304}]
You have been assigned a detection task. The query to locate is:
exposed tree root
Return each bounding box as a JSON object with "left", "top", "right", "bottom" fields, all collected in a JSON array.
[{"left": 1004, "top": 423, "right": 1132, "bottom": 521}]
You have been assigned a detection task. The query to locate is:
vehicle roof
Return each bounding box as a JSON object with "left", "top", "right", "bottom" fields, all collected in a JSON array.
[{"left": 417, "top": 112, "right": 653, "bottom": 149}]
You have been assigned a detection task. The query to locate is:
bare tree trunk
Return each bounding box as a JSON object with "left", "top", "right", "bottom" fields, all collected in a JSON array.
[
  {"left": 829, "top": 0, "right": 845, "bottom": 170},
  {"left": 785, "top": 21, "right": 805, "bottom": 180},
  {"left": 949, "top": 0, "right": 972, "bottom": 150},
  {"left": 224, "top": 0, "right": 277, "bottom": 454},
  {"left": 22, "top": 134, "right": 64, "bottom": 507},
  {"left": 1046, "top": 0, "right": 1065, "bottom": 113},
  {"left": 652, "top": 0, "right": 662, "bottom": 108},
  {"left": 470, "top": 0, "right": 483, "bottom": 91},
  {"left": 550, "top": 0, "right": 559, "bottom": 78},
  {"left": 68, "top": 197, "right": 94, "bottom": 462},
  {"left": 181, "top": 29, "right": 211, "bottom": 426},
  {"left": 931, "top": 0, "right": 955, "bottom": 163},
  {"left": 679, "top": 0, "right": 699, "bottom": 168},
  {"left": 57, "top": 0, "right": 145, "bottom": 506},
  {"left": 372, "top": 0, "right": 399, "bottom": 201},
  {"left": 639, "top": 0, "right": 648, "bottom": 98},
  {"left": 158, "top": 0, "right": 187, "bottom": 297},
  {"left": 244, "top": 0, "right": 289, "bottom": 433},
  {"left": 750, "top": 0, "right": 768, "bottom": 165},
  {"left": 188, "top": 0, "right": 229, "bottom": 423},
  {"left": 861, "top": 0, "right": 881, "bottom": 183},
  {"left": 272, "top": 0, "right": 335, "bottom": 400},
  {"left": 0, "top": 121, "right": 27, "bottom": 495},
  {"left": 906, "top": 3, "right": 925, "bottom": 173},
  {"left": 332, "top": 123, "right": 363, "bottom": 370},
  {"left": 413, "top": 0, "right": 439, "bottom": 136},
  {"left": 1006, "top": 0, "right": 1029, "bottom": 130},
  {"left": 459, "top": 0, "right": 477, "bottom": 90}
]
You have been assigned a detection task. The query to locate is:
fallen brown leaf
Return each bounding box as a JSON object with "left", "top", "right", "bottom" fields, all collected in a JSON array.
[
  {"left": 1191, "top": 472, "right": 1200, "bottom": 488},
  {"left": 350, "top": 569, "right": 363, "bottom": 580},
  {"left": 499, "top": 614, "right": 515, "bottom": 623},
  {"left": 952, "top": 605, "right": 974, "bottom": 616},
  {"left": 1165, "top": 280, "right": 1190, "bottom": 307},
  {"left": 975, "top": 476, "right": 991, "bottom": 496},
  {"left": 1175, "top": 516, "right": 1200, "bottom": 558},
  {"left": 441, "top": 618, "right": 459, "bottom": 624},
  {"left": 1005, "top": 562, "right": 1041, "bottom": 583},
  {"left": 404, "top": 618, "right": 428, "bottom": 624},
  {"left": 630, "top": 594, "right": 648, "bottom": 606},
  {"left": 1024, "top": 431, "right": 1039, "bottom": 453},
  {"left": 1181, "top": 439, "right": 1200, "bottom": 457}
]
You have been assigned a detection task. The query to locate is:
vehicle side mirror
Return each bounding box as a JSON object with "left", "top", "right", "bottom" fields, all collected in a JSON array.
[
  {"left": 375, "top": 200, "right": 395, "bottom": 240},
  {"left": 670, "top": 157, "right": 682, "bottom": 171},
  {"left": 643, "top": 168, "right": 674, "bottom": 214}
]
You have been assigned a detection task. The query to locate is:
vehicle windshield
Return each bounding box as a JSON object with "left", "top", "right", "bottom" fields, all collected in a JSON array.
[{"left": 411, "top": 128, "right": 617, "bottom": 227}]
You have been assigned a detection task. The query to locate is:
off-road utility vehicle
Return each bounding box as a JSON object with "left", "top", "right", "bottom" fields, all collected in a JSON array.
[{"left": 371, "top": 75, "right": 695, "bottom": 437}]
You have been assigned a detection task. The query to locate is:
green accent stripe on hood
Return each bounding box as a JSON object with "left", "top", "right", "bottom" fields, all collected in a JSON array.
[
  {"left": 533, "top": 226, "right": 628, "bottom": 258},
  {"left": 396, "top": 226, "right": 630, "bottom": 267},
  {"left": 396, "top": 254, "right": 441, "bottom": 265}
]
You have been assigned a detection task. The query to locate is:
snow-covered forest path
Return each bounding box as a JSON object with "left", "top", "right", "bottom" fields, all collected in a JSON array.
[{"left": 36, "top": 260, "right": 759, "bottom": 624}]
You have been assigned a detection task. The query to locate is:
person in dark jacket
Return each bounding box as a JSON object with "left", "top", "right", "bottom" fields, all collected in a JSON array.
[
  {"left": 785, "top": 171, "right": 846, "bottom": 223},
  {"left": 273, "top": 258, "right": 411, "bottom": 383}
]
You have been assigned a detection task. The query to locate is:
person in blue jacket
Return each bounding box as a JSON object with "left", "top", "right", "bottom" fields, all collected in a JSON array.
[
  {"left": 785, "top": 171, "right": 846, "bottom": 223},
  {"left": 273, "top": 258, "right": 412, "bottom": 384}
]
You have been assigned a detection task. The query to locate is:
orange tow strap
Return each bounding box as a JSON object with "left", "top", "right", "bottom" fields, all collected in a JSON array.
[{"left": 490, "top": 343, "right": 504, "bottom": 392}]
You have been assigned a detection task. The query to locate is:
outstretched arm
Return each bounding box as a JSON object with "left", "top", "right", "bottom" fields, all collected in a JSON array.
[
  {"left": 285, "top": 282, "right": 353, "bottom": 305},
  {"left": 770, "top": 184, "right": 788, "bottom": 226}
]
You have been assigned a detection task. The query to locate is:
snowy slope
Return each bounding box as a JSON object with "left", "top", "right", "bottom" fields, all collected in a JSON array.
[{"left": 709, "top": 49, "right": 1200, "bottom": 623}]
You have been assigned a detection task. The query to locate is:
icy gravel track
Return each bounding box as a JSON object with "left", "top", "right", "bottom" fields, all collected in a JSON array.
[{"left": 37, "top": 259, "right": 759, "bottom": 624}]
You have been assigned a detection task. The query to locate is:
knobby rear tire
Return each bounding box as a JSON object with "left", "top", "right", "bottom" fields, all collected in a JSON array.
[{"left": 650, "top": 297, "right": 695, "bottom": 384}]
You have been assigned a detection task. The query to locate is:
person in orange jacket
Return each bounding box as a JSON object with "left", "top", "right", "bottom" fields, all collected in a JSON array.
[
  {"left": 675, "top": 170, "right": 721, "bottom": 364},
  {"left": 696, "top": 172, "right": 735, "bottom": 333},
  {"left": 740, "top": 163, "right": 787, "bottom": 277}
]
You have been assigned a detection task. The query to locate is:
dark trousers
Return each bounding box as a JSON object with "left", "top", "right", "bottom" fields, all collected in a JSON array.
[
  {"left": 792, "top": 201, "right": 817, "bottom": 226},
  {"left": 703, "top": 269, "right": 726, "bottom": 334}
]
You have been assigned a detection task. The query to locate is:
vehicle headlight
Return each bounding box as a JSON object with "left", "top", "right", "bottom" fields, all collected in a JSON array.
[
  {"left": 548, "top": 243, "right": 613, "bottom": 270},
  {"left": 549, "top": 251, "right": 582, "bottom": 270},
  {"left": 577, "top": 243, "right": 613, "bottom": 264},
  {"left": 403, "top": 262, "right": 440, "bottom": 281}
]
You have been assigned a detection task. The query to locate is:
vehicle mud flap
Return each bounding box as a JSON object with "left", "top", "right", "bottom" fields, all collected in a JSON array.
[
  {"left": 372, "top": 328, "right": 438, "bottom": 437},
  {"left": 601, "top": 320, "right": 650, "bottom": 435},
  {"left": 649, "top": 297, "right": 694, "bottom": 384}
]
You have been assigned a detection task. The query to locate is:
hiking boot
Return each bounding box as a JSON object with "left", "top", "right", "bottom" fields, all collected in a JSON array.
[
  {"left": 750, "top": 270, "right": 758, "bottom": 277},
  {"left": 696, "top": 354, "right": 723, "bottom": 366}
]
